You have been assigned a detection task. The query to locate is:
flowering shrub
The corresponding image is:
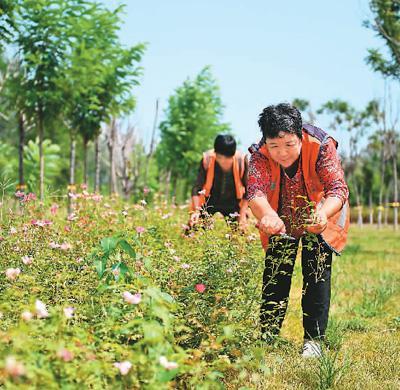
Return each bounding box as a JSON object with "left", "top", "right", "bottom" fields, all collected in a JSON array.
[{"left": 0, "top": 191, "right": 265, "bottom": 388}]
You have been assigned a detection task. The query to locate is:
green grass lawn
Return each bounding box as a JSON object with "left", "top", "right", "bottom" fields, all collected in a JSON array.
[{"left": 254, "top": 225, "right": 400, "bottom": 389}]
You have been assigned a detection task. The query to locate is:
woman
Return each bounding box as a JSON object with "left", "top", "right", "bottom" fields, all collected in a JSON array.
[{"left": 247, "top": 103, "right": 349, "bottom": 357}]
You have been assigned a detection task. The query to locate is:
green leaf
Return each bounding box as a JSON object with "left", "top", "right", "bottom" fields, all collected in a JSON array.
[
  {"left": 101, "top": 236, "right": 120, "bottom": 253},
  {"left": 118, "top": 239, "right": 136, "bottom": 258}
]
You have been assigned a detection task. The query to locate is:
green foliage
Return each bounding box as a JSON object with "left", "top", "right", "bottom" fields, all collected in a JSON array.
[
  {"left": 365, "top": 0, "right": 400, "bottom": 79},
  {"left": 157, "top": 66, "right": 230, "bottom": 194},
  {"left": 23, "top": 138, "right": 63, "bottom": 193}
]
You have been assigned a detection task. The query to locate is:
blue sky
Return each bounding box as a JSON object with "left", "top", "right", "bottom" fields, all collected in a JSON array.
[{"left": 102, "top": 0, "right": 391, "bottom": 153}]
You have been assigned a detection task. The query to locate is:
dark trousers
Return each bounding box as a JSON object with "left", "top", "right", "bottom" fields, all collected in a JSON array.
[{"left": 260, "top": 235, "right": 332, "bottom": 341}]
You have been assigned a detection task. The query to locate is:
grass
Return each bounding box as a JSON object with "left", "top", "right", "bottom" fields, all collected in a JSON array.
[{"left": 254, "top": 225, "right": 400, "bottom": 389}]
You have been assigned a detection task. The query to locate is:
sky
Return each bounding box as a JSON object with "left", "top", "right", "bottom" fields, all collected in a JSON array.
[{"left": 102, "top": 0, "right": 391, "bottom": 153}]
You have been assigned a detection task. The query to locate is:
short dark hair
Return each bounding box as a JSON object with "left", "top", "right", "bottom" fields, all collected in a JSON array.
[
  {"left": 258, "top": 103, "right": 302, "bottom": 140},
  {"left": 214, "top": 134, "right": 236, "bottom": 156}
]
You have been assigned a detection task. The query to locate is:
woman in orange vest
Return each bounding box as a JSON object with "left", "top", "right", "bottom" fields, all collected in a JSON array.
[
  {"left": 189, "top": 134, "right": 248, "bottom": 229},
  {"left": 247, "top": 103, "right": 349, "bottom": 358}
]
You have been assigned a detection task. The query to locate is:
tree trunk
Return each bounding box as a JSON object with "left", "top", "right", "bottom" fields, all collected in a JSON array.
[
  {"left": 144, "top": 99, "right": 159, "bottom": 187},
  {"left": 68, "top": 133, "right": 76, "bottom": 213},
  {"left": 94, "top": 134, "right": 101, "bottom": 193},
  {"left": 165, "top": 170, "right": 171, "bottom": 202},
  {"left": 171, "top": 175, "right": 178, "bottom": 205},
  {"left": 355, "top": 184, "right": 363, "bottom": 227},
  {"left": 368, "top": 191, "right": 373, "bottom": 225},
  {"left": 393, "top": 151, "right": 398, "bottom": 231},
  {"left": 377, "top": 147, "right": 385, "bottom": 229},
  {"left": 384, "top": 190, "right": 389, "bottom": 226},
  {"left": 18, "top": 113, "right": 25, "bottom": 192},
  {"left": 109, "top": 119, "right": 117, "bottom": 195},
  {"left": 83, "top": 137, "right": 89, "bottom": 186},
  {"left": 38, "top": 106, "right": 45, "bottom": 201}
]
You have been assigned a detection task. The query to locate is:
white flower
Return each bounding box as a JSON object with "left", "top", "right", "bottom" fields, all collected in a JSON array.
[
  {"left": 159, "top": 356, "right": 178, "bottom": 370},
  {"left": 5, "top": 268, "right": 21, "bottom": 281},
  {"left": 63, "top": 307, "right": 75, "bottom": 319},
  {"left": 9, "top": 227, "right": 17, "bottom": 234},
  {"left": 181, "top": 263, "right": 190, "bottom": 269},
  {"left": 21, "top": 311, "right": 33, "bottom": 321},
  {"left": 21, "top": 256, "right": 33, "bottom": 265},
  {"left": 122, "top": 291, "right": 142, "bottom": 305},
  {"left": 114, "top": 361, "right": 132, "bottom": 375},
  {"left": 5, "top": 356, "right": 26, "bottom": 378},
  {"left": 35, "top": 299, "right": 49, "bottom": 319}
]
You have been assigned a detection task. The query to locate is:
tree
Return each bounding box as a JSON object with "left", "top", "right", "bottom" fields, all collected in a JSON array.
[
  {"left": 317, "top": 100, "right": 375, "bottom": 226},
  {"left": 14, "top": 0, "right": 81, "bottom": 200},
  {"left": 157, "top": 66, "right": 230, "bottom": 201},
  {"left": 292, "top": 98, "right": 316, "bottom": 124},
  {"left": 0, "top": 0, "right": 18, "bottom": 48},
  {"left": 365, "top": 0, "right": 400, "bottom": 229}
]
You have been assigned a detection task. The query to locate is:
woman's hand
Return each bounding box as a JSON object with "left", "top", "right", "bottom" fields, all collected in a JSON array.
[
  {"left": 258, "top": 212, "right": 286, "bottom": 235},
  {"left": 305, "top": 209, "right": 328, "bottom": 234}
]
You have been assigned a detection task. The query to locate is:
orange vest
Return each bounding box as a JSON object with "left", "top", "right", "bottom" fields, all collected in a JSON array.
[
  {"left": 193, "top": 150, "right": 246, "bottom": 209},
  {"left": 252, "top": 124, "right": 350, "bottom": 254}
]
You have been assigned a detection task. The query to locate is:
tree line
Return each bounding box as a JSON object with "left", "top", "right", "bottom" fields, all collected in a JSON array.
[{"left": 0, "top": 0, "right": 399, "bottom": 228}]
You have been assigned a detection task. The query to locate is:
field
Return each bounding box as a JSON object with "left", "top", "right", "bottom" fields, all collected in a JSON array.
[{"left": 0, "top": 193, "right": 399, "bottom": 389}]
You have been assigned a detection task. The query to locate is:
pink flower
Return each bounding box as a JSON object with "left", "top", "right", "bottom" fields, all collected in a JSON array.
[
  {"left": 24, "top": 193, "right": 36, "bottom": 202},
  {"left": 60, "top": 242, "right": 72, "bottom": 251},
  {"left": 50, "top": 203, "right": 59, "bottom": 215},
  {"left": 162, "top": 213, "right": 172, "bottom": 219},
  {"left": 5, "top": 356, "right": 26, "bottom": 378},
  {"left": 143, "top": 187, "right": 150, "bottom": 195},
  {"left": 5, "top": 268, "right": 21, "bottom": 281},
  {"left": 31, "top": 219, "right": 52, "bottom": 227},
  {"left": 15, "top": 191, "right": 24, "bottom": 198},
  {"left": 21, "top": 311, "right": 33, "bottom": 321},
  {"left": 91, "top": 194, "right": 102, "bottom": 202},
  {"left": 80, "top": 183, "right": 88, "bottom": 190},
  {"left": 136, "top": 226, "right": 146, "bottom": 234},
  {"left": 122, "top": 292, "right": 142, "bottom": 305},
  {"left": 67, "top": 213, "right": 77, "bottom": 221},
  {"left": 21, "top": 256, "right": 33, "bottom": 265},
  {"left": 64, "top": 225, "right": 71, "bottom": 232},
  {"left": 159, "top": 356, "right": 178, "bottom": 370},
  {"left": 49, "top": 241, "right": 60, "bottom": 249},
  {"left": 114, "top": 361, "right": 132, "bottom": 376},
  {"left": 181, "top": 224, "right": 190, "bottom": 231},
  {"left": 172, "top": 256, "right": 180, "bottom": 262},
  {"left": 63, "top": 307, "right": 75, "bottom": 319},
  {"left": 195, "top": 284, "right": 206, "bottom": 293},
  {"left": 181, "top": 263, "right": 190, "bottom": 269},
  {"left": 57, "top": 348, "right": 74, "bottom": 362},
  {"left": 35, "top": 299, "right": 49, "bottom": 319},
  {"left": 227, "top": 268, "right": 233, "bottom": 273},
  {"left": 76, "top": 257, "right": 84, "bottom": 263}
]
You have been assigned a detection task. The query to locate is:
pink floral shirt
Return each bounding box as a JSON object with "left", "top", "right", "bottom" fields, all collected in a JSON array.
[{"left": 247, "top": 138, "right": 349, "bottom": 238}]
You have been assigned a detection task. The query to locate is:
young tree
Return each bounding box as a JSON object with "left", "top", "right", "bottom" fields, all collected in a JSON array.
[
  {"left": 365, "top": 0, "right": 400, "bottom": 229},
  {"left": 318, "top": 100, "right": 374, "bottom": 226},
  {"left": 14, "top": 0, "right": 81, "bottom": 200},
  {"left": 157, "top": 66, "right": 230, "bottom": 201}
]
